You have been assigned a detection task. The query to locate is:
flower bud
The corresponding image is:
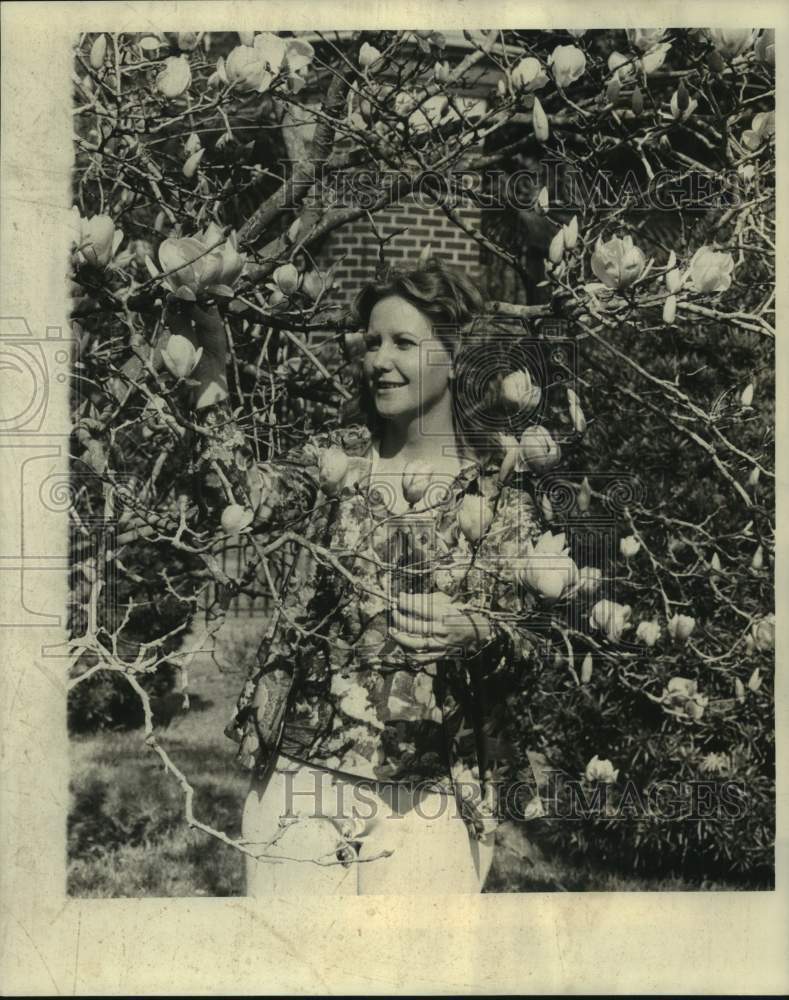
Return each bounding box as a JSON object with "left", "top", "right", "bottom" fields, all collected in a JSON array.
[
  {"left": 457, "top": 494, "right": 494, "bottom": 544},
  {"left": 667, "top": 613, "right": 696, "bottom": 642},
  {"left": 161, "top": 335, "right": 203, "bottom": 379},
  {"left": 663, "top": 294, "right": 677, "bottom": 325},
  {"left": 548, "top": 227, "right": 565, "bottom": 264},
  {"left": 751, "top": 544, "right": 764, "bottom": 570},
  {"left": 569, "top": 398, "right": 587, "bottom": 434},
  {"left": 747, "top": 667, "right": 762, "bottom": 693},
  {"left": 580, "top": 653, "right": 593, "bottom": 684},
  {"left": 734, "top": 677, "right": 746, "bottom": 703},
  {"left": 577, "top": 476, "right": 592, "bottom": 513},
  {"left": 620, "top": 535, "right": 641, "bottom": 560},
  {"left": 273, "top": 262, "right": 300, "bottom": 294},
  {"left": 359, "top": 42, "right": 382, "bottom": 70},
  {"left": 90, "top": 34, "right": 108, "bottom": 69},
  {"left": 540, "top": 494, "right": 553, "bottom": 522},
  {"left": 606, "top": 76, "right": 621, "bottom": 104},
  {"left": 636, "top": 619, "right": 661, "bottom": 647},
  {"left": 665, "top": 251, "right": 684, "bottom": 293},
  {"left": 537, "top": 186, "right": 549, "bottom": 211},
  {"left": 532, "top": 96, "right": 550, "bottom": 142},
  {"left": 434, "top": 60, "right": 451, "bottom": 83},
  {"left": 402, "top": 460, "right": 434, "bottom": 505},
  {"left": 710, "top": 551, "right": 722, "bottom": 572},
  {"left": 318, "top": 447, "right": 349, "bottom": 497},
  {"left": 563, "top": 216, "right": 579, "bottom": 250},
  {"left": 740, "top": 382, "right": 755, "bottom": 407},
  {"left": 183, "top": 147, "right": 205, "bottom": 179},
  {"left": 631, "top": 86, "right": 644, "bottom": 115},
  {"left": 590, "top": 599, "right": 632, "bottom": 642}
]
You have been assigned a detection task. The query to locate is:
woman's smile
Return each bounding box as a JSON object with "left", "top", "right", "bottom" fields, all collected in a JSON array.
[{"left": 363, "top": 295, "right": 453, "bottom": 421}]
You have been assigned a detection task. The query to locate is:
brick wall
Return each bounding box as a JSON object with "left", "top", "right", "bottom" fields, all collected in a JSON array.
[{"left": 313, "top": 196, "right": 483, "bottom": 307}]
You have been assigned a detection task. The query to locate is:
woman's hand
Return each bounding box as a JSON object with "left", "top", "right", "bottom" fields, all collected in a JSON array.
[{"left": 389, "top": 591, "right": 493, "bottom": 664}]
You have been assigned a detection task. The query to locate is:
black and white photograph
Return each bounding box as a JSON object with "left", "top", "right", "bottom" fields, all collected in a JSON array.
[{"left": 1, "top": 3, "right": 786, "bottom": 994}]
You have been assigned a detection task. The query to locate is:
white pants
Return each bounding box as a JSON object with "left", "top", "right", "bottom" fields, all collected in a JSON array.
[{"left": 241, "top": 755, "right": 495, "bottom": 895}]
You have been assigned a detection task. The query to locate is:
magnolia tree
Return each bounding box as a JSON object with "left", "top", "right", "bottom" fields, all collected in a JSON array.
[{"left": 70, "top": 28, "right": 774, "bottom": 881}]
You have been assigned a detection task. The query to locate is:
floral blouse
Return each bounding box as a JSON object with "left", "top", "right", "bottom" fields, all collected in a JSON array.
[{"left": 186, "top": 401, "right": 544, "bottom": 839}]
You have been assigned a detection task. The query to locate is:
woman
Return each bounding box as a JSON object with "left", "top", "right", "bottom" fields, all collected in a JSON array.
[{"left": 166, "top": 257, "right": 544, "bottom": 895}]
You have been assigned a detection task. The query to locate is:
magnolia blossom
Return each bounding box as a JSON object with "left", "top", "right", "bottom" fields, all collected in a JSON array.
[
  {"left": 500, "top": 370, "right": 541, "bottom": 414},
  {"left": 457, "top": 494, "right": 494, "bottom": 544},
  {"left": 71, "top": 209, "right": 123, "bottom": 269},
  {"left": 635, "top": 619, "right": 661, "bottom": 647},
  {"left": 670, "top": 84, "right": 698, "bottom": 121},
  {"left": 318, "top": 447, "right": 350, "bottom": 497},
  {"left": 511, "top": 57, "right": 548, "bottom": 92},
  {"left": 755, "top": 29, "right": 775, "bottom": 65},
  {"left": 667, "top": 613, "right": 696, "bottom": 642},
  {"left": 626, "top": 28, "right": 666, "bottom": 52},
  {"left": 706, "top": 28, "right": 756, "bottom": 58},
  {"left": 589, "top": 599, "right": 632, "bottom": 642},
  {"left": 576, "top": 566, "right": 602, "bottom": 595},
  {"left": 662, "top": 676, "right": 708, "bottom": 720},
  {"left": 591, "top": 234, "right": 647, "bottom": 290},
  {"left": 517, "top": 426, "right": 561, "bottom": 472},
  {"left": 608, "top": 51, "right": 636, "bottom": 82},
  {"left": 220, "top": 504, "right": 254, "bottom": 534},
  {"left": 157, "top": 55, "right": 192, "bottom": 98},
  {"left": 548, "top": 45, "right": 586, "bottom": 88},
  {"left": 359, "top": 42, "right": 382, "bottom": 70},
  {"left": 742, "top": 111, "right": 775, "bottom": 151},
  {"left": 584, "top": 755, "right": 619, "bottom": 784},
  {"left": 217, "top": 32, "right": 288, "bottom": 92},
  {"left": 272, "top": 262, "right": 300, "bottom": 294},
  {"left": 401, "top": 460, "right": 434, "bottom": 505},
  {"left": 154, "top": 223, "right": 245, "bottom": 301},
  {"left": 751, "top": 614, "right": 775, "bottom": 652},
  {"left": 641, "top": 42, "right": 672, "bottom": 74},
  {"left": 408, "top": 95, "right": 456, "bottom": 133},
  {"left": 161, "top": 335, "right": 203, "bottom": 379},
  {"left": 687, "top": 246, "right": 735, "bottom": 293},
  {"left": 497, "top": 434, "right": 520, "bottom": 483},
  {"left": 519, "top": 531, "right": 579, "bottom": 602},
  {"left": 620, "top": 535, "right": 641, "bottom": 560},
  {"left": 563, "top": 216, "right": 579, "bottom": 250}
]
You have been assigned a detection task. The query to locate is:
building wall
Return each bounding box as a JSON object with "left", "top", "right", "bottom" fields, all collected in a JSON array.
[{"left": 312, "top": 196, "right": 484, "bottom": 306}]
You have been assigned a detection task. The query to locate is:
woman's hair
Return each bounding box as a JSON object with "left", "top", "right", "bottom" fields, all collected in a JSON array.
[{"left": 350, "top": 256, "right": 504, "bottom": 466}]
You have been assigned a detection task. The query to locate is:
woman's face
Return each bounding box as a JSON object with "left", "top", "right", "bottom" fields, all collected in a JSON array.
[{"left": 363, "top": 295, "right": 454, "bottom": 423}]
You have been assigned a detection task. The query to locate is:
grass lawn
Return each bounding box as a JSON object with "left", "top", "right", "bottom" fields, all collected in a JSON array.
[{"left": 69, "top": 620, "right": 754, "bottom": 896}]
